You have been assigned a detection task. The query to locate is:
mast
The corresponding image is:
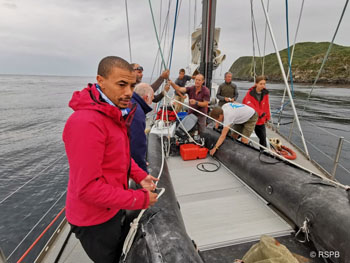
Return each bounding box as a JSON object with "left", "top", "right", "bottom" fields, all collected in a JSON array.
[{"left": 199, "top": 0, "right": 217, "bottom": 93}]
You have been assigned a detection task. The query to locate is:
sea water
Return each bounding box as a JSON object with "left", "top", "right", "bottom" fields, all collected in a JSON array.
[{"left": 0, "top": 74, "right": 349, "bottom": 262}]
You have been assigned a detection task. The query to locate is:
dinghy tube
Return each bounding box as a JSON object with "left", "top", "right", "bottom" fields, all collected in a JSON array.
[
  {"left": 121, "top": 134, "right": 203, "bottom": 263},
  {"left": 201, "top": 128, "right": 350, "bottom": 263}
]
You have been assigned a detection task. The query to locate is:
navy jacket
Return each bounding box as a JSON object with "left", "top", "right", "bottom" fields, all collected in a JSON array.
[{"left": 130, "top": 93, "right": 152, "bottom": 173}]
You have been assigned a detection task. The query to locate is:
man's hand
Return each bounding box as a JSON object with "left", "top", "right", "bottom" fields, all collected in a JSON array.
[
  {"left": 148, "top": 191, "right": 158, "bottom": 206},
  {"left": 164, "top": 83, "right": 170, "bottom": 93},
  {"left": 140, "top": 174, "right": 159, "bottom": 191},
  {"left": 161, "top": 70, "right": 170, "bottom": 80},
  {"left": 224, "top": 97, "right": 230, "bottom": 102},
  {"left": 189, "top": 99, "right": 196, "bottom": 105},
  {"left": 230, "top": 98, "right": 235, "bottom": 102},
  {"left": 209, "top": 147, "right": 216, "bottom": 156}
]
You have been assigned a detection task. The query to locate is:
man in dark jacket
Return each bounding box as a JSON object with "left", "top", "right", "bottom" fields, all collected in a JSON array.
[
  {"left": 130, "top": 83, "right": 155, "bottom": 172},
  {"left": 216, "top": 72, "right": 239, "bottom": 107}
]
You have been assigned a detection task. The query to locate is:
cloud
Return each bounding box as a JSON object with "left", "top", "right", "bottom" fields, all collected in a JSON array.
[{"left": 0, "top": 0, "right": 349, "bottom": 77}]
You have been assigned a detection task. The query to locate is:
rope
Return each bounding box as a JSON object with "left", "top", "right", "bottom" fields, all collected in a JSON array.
[
  {"left": 301, "top": 0, "right": 349, "bottom": 117},
  {"left": 0, "top": 154, "right": 65, "bottom": 205},
  {"left": 122, "top": 99, "right": 171, "bottom": 260},
  {"left": 148, "top": 0, "right": 167, "bottom": 70},
  {"left": 150, "top": 1, "right": 172, "bottom": 82},
  {"left": 286, "top": 124, "right": 350, "bottom": 176},
  {"left": 285, "top": 0, "right": 294, "bottom": 97},
  {"left": 250, "top": 0, "right": 256, "bottom": 80},
  {"left": 274, "top": 0, "right": 305, "bottom": 120},
  {"left": 168, "top": 0, "right": 180, "bottom": 70},
  {"left": 196, "top": 157, "right": 221, "bottom": 172},
  {"left": 124, "top": 0, "right": 132, "bottom": 62},
  {"left": 166, "top": 94, "right": 350, "bottom": 190},
  {"left": 7, "top": 191, "right": 66, "bottom": 261},
  {"left": 262, "top": 0, "right": 270, "bottom": 75},
  {"left": 18, "top": 207, "right": 66, "bottom": 263}
]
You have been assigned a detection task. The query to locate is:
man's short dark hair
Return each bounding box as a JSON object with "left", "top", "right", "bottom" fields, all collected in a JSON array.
[
  {"left": 179, "top": 68, "right": 185, "bottom": 73},
  {"left": 209, "top": 106, "right": 223, "bottom": 120},
  {"left": 98, "top": 56, "right": 133, "bottom": 78},
  {"left": 224, "top": 72, "right": 232, "bottom": 78}
]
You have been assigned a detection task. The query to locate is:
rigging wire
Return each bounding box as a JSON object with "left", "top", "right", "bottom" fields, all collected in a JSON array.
[
  {"left": 7, "top": 191, "right": 66, "bottom": 261},
  {"left": 276, "top": 0, "right": 305, "bottom": 125},
  {"left": 285, "top": 0, "right": 294, "bottom": 97},
  {"left": 0, "top": 154, "right": 65, "bottom": 205},
  {"left": 250, "top": 0, "right": 256, "bottom": 80},
  {"left": 148, "top": 0, "right": 167, "bottom": 70},
  {"left": 300, "top": 0, "right": 349, "bottom": 118},
  {"left": 168, "top": 0, "right": 180, "bottom": 70},
  {"left": 150, "top": 0, "right": 172, "bottom": 82},
  {"left": 124, "top": 0, "right": 132, "bottom": 62},
  {"left": 262, "top": 0, "right": 270, "bottom": 76}
]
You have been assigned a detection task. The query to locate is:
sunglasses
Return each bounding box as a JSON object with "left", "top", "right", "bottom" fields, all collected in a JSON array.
[{"left": 134, "top": 66, "right": 143, "bottom": 71}]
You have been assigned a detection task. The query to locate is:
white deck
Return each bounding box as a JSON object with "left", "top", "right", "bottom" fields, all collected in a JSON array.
[{"left": 167, "top": 156, "right": 293, "bottom": 251}]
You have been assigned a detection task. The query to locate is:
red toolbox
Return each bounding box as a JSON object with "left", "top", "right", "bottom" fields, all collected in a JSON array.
[{"left": 180, "top": 144, "right": 208, "bottom": 161}]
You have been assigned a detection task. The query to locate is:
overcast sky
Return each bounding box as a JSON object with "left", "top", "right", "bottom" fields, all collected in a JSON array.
[{"left": 0, "top": 0, "right": 349, "bottom": 79}]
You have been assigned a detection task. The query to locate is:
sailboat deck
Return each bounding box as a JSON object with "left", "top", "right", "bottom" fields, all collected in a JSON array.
[{"left": 167, "top": 155, "right": 293, "bottom": 251}]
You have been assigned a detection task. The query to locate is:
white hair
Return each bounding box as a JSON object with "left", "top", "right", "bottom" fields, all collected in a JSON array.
[{"left": 134, "top": 83, "right": 154, "bottom": 104}]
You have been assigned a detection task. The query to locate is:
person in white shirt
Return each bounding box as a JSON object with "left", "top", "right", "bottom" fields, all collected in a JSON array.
[{"left": 209, "top": 102, "right": 258, "bottom": 155}]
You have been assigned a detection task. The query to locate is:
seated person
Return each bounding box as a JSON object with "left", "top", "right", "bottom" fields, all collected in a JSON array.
[
  {"left": 209, "top": 103, "right": 258, "bottom": 155},
  {"left": 174, "top": 68, "right": 193, "bottom": 112},
  {"left": 169, "top": 74, "right": 210, "bottom": 132}
]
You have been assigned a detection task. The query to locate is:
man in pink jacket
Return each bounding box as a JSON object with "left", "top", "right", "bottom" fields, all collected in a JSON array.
[{"left": 63, "top": 56, "right": 158, "bottom": 262}]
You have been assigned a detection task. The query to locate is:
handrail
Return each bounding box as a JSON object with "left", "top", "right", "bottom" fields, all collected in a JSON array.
[
  {"left": 286, "top": 121, "right": 350, "bottom": 178},
  {"left": 17, "top": 207, "right": 66, "bottom": 263},
  {"left": 7, "top": 191, "right": 66, "bottom": 261},
  {"left": 0, "top": 154, "right": 65, "bottom": 205}
]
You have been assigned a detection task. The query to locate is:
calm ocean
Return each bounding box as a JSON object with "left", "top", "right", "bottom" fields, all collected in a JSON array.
[{"left": 0, "top": 74, "right": 349, "bottom": 262}]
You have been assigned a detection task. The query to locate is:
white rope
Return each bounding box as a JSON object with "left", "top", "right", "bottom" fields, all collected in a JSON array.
[
  {"left": 0, "top": 154, "right": 66, "bottom": 205},
  {"left": 166, "top": 94, "right": 350, "bottom": 190},
  {"left": 168, "top": 102, "right": 203, "bottom": 146},
  {"left": 124, "top": 0, "right": 132, "bottom": 62},
  {"left": 6, "top": 191, "right": 66, "bottom": 260},
  {"left": 121, "top": 188, "right": 165, "bottom": 261},
  {"left": 121, "top": 100, "right": 169, "bottom": 260}
]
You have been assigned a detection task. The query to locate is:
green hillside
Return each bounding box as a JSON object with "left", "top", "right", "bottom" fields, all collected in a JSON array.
[{"left": 229, "top": 42, "right": 350, "bottom": 84}]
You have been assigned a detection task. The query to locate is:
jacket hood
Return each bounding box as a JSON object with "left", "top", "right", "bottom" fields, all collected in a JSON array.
[
  {"left": 69, "top": 83, "right": 123, "bottom": 123},
  {"left": 249, "top": 86, "right": 269, "bottom": 98},
  {"left": 131, "top": 92, "right": 152, "bottom": 115}
]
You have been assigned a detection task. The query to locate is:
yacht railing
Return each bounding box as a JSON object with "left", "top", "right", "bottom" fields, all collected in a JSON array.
[{"left": 280, "top": 117, "right": 349, "bottom": 181}]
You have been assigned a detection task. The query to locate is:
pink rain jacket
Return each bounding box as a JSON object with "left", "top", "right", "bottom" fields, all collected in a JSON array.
[{"left": 63, "top": 84, "right": 149, "bottom": 226}]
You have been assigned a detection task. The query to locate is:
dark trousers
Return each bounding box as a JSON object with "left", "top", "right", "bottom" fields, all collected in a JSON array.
[
  {"left": 255, "top": 124, "right": 267, "bottom": 148},
  {"left": 70, "top": 210, "right": 127, "bottom": 263}
]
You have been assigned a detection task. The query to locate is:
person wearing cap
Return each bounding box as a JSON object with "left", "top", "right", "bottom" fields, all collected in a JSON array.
[{"left": 131, "top": 63, "right": 170, "bottom": 94}]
